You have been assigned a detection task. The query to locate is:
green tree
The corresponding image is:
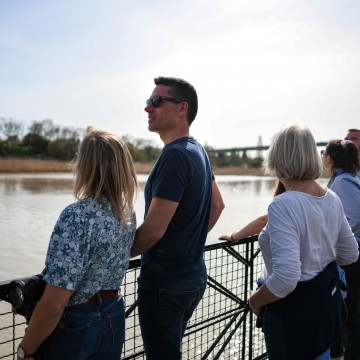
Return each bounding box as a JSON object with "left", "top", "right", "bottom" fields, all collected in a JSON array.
[
  {"left": 123, "top": 135, "right": 161, "bottom": 162},
  {"left": 47, "top": 138, "right": 79, "bottom": 160},
  {"left": 28, "top": 119, "right": 59, "bottom": 140},
  {"left": 23, "top": 133, "right": 49, "bottom": 157}
]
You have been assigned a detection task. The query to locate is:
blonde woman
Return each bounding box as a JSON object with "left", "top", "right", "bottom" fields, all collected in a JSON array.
[
  {"left": 16, "top": 127, "right": 138, "bottom": 360},
  {"left": 249, "top": 125, "right": 358, "bottom": 360}
]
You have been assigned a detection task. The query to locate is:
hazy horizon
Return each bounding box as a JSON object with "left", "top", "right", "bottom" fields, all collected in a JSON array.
[{"left": 1, "top": 1, "right": 359, "bottom": 149}]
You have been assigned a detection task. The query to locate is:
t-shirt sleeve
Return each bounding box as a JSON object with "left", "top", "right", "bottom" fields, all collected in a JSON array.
[
  {"left": 152, "top": 150, "right": 189, "bottom": 203},
  {"left": 43, "top": 206, "right": 85, "bottom": 290}
]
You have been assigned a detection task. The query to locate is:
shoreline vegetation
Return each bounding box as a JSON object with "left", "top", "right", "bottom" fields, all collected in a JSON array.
[{"left": 0, "top": 158, "right": 266, "bottom": 176}]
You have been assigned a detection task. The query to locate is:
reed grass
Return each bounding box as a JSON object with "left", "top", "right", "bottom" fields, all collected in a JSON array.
[
  {"left": 0, "top": 158, "right": 265, "bottom": 175},
  {"left": 0, "top": 158, "right": 71, "bottom": 173},
  {"left": 0, "top": 158, "right": 155, "bottom": 174}
]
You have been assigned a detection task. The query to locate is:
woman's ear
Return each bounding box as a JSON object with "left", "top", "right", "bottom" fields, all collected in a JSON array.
[{"left": 325, "top": 155, "right": 332, "bottom": 166}]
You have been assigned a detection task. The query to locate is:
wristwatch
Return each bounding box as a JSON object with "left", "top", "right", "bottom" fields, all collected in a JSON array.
[{"left": 17, "top": 345, "right": 29, "bottom": 359}]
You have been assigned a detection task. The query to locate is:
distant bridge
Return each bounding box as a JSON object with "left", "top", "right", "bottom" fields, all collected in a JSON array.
[{"left": 207, "top": 141, "right": 328, "bottom": 157}]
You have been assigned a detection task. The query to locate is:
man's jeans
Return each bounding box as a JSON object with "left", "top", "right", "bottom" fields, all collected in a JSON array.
[
  {"left": 137, "top": 280, "right": 207, "bottom": 360},
  {"left": 46, "top": 296, "right": 125, "bottom": 360}
]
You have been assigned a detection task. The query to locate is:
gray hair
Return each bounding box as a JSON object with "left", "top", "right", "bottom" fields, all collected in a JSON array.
[{"left": 264, "top": 124, "right": 323, "bottom": 180}]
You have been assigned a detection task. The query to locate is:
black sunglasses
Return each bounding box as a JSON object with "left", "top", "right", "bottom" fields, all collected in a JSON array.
[{"left": 146, "top": 95, "right": 183, "bottom": 108}]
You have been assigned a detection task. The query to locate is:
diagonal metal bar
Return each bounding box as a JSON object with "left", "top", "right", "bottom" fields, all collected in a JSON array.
[
  {"left": 185, "top": 307, "right": 245, "bottom": 336},
  {"left": 213, "top": 307, "right": 253, "bottom": 360},
  {"left": 223, "top": 245, "right": 252, "bottom": 267},
  {"left": 125, "top": 299, "right": 137, "bottom": 318},
  {"left": 201, "top": 305, "right": 250, "bottom": 360},
  {"left": 207, "top": 275, "right": 246, "bottom": 305},
  {"left": 223, "top": 242, "right": 261, "bottom": 267}
]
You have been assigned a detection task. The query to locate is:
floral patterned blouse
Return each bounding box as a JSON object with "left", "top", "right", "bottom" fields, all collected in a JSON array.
[{"left": 43, "top": 197, "right": 136, "bottom": 306}]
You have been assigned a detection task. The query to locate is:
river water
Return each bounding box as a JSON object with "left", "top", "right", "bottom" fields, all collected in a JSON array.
[{"left": 0, "top": 173, "right": 328, "bottom": 281}]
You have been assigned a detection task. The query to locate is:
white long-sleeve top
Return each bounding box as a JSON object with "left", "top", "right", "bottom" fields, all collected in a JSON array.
[{"left": 259, "top": 189, "right": 359, "bottom": 298}]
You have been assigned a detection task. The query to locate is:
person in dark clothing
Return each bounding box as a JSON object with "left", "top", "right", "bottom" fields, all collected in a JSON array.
[{"left": 131, "top": 76, "right": 225, "bottom": 360}]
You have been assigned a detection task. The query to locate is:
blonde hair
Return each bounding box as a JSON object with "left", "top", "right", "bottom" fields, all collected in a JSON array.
[
  {"left": 264, "top": 124, "right": 323, "bottom": 180},
  {"left": 72, "top": 126, "right": 138, "bottom": 222}
]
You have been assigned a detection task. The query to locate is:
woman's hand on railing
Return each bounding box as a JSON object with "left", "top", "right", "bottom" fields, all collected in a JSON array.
[
  {"left": 219, "top": 216, "right": 267, "bottom": 243},
  {"left": 218, "top": 233, "right": 237, "bottom": 243}
]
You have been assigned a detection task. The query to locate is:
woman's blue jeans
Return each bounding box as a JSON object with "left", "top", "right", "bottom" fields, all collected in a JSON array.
[
  {"left": 137, "top": 280, "right": 207, "bottom": 360},
  {"left": 45, "top": 295, "right": 125, "bottom": 360}
]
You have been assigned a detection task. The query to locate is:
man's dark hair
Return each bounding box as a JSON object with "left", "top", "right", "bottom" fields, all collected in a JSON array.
[
  {"left": 326, "top": 139, "right": 360, "bottom": 175},
  {"left": 348, "top": 128, "right": 360, "bottom": 132},
  {"left": 154, "top": 76, "right": 198, "bottom": 125}
]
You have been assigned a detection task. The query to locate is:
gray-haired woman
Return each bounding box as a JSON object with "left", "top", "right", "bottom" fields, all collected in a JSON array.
[{"left": 249, "top": 125, "right": 358, "bottom": 360}]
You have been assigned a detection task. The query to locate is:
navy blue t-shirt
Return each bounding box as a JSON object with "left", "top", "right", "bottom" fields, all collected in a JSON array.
[{"left": 140, "top": 136, "right": 214, "bottom": 286}]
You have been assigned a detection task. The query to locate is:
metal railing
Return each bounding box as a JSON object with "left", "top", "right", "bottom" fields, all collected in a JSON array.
[{"left": 0, "top": 236, "right": 267, "bottom": 360}]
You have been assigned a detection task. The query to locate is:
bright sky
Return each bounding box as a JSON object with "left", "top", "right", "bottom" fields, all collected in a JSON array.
[{"left": 1, "top": 0, "right": 359, "bottom": 149}]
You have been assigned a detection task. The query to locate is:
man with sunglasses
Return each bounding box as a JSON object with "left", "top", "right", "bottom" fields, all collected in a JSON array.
[{"left": 131, "top": 76, "right": 224, "bottom": 360}]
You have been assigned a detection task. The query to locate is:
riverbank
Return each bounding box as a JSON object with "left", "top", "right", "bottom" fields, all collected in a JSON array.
[{"left": 0, "top": 158, "right": 266, "bottom": 176}]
